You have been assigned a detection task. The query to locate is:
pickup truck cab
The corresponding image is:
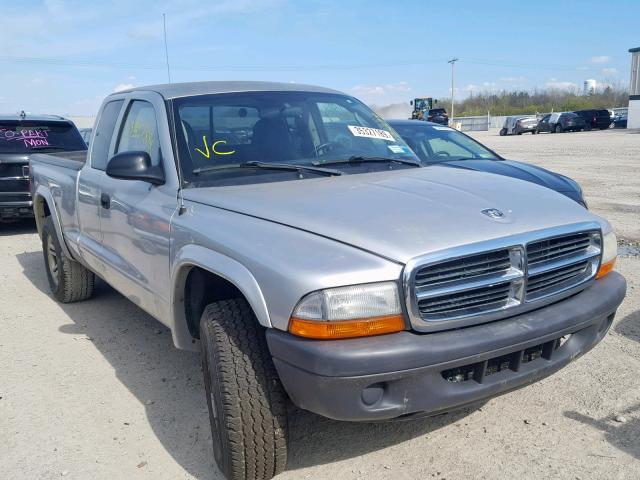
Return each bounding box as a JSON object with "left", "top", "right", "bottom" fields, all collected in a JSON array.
[
  {"left": 0, "top": 113, "right": 86, "bottom": 222},
  {"left": 30, "top": 81, "right": 626, "bottom": 480}
]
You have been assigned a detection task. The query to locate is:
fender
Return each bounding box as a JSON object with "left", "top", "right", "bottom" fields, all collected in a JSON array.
[
  {"left": 34, "top": 186, "right": 75, "bottom": 260},
  {"left": 170, "top": 244, "right": 271, "bottom": 350}
]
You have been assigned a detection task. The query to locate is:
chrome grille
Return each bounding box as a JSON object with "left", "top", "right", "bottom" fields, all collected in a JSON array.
[
  {"left": 418, "top": 281, "right": 512, "bottom": 318},
  {"left": 404, "top": 224, "right": 602, "bottom": 332},
  {"left": 415, "top": 249, "right": 511, "bottom": 287}
]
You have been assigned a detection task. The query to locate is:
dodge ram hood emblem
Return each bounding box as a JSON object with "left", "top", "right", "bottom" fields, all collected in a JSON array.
[{"left": 481, "top": 208, "right": 504, "bottom": 219}]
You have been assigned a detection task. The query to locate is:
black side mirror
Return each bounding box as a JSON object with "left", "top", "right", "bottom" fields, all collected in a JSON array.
[{"left": 106, "top": 151, "right": 165, "bottom": 185}]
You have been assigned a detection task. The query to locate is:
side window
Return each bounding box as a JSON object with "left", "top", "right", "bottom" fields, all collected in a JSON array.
[
  {"left": 116, "top": 101, "right": 162, "bottom": 166},
  {"left": 91, "top": 100, "right": 123, "bottom": 170},
  {"left": 427, "top": 137, "right": 471, "bottom": 158}
]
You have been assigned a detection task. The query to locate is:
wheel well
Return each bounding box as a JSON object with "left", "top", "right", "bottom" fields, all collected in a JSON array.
[{"left": 184, "top": 267, "right": 244, "bottom": 339}]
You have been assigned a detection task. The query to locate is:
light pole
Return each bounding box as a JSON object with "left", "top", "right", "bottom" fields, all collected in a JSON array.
[{"left": 448, "top": 57, "right": 458, "bottom": 124}]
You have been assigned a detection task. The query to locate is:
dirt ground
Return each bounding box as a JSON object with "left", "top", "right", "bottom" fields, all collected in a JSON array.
[{"left": 1, "top": 128, "right": 639, "bottom": 480}]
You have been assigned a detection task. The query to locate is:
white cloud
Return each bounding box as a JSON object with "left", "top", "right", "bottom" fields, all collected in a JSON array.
[
  {"left": 602, "top": 67, "right": 618, "bottom": 76},
  {"left": 589, "top": 56, "right": 611, "bottom": 64},
  {"left": 114, "top": 83, "right": 135, "bottom": 92},
  {"left": 500, "top": 76, "right": 527, "bottom": 83},
  {"left": 546, "top": 80, "right": 578, "bottom": 90},
  {"left": 350, "top": 82, "right": 411, "bottom": 96}
]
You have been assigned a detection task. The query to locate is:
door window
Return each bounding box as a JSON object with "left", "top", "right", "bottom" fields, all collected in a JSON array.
[
  {"left": 91, "top": 100, "right": 123, "bottom": 170},
  {"left": 116, "top": 101, "right": 162, "bottom": 166}
]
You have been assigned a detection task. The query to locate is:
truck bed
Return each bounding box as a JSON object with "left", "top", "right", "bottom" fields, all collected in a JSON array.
[{"left": 30, "top": 150, "right": 88, "bottom": 172}]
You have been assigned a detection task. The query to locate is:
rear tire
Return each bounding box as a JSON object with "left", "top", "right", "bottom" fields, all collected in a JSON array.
[
  {"left": 499, "top": 128, "right": 507, "bottom": 136},
  {"left": 200, "top": 299, "right": 288, "bottom": 480},
  {"left": 42, "top": 216, "right": 95, "bottom": 303}
]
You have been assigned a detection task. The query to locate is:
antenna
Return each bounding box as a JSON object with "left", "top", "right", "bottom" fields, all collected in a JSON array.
[{"left": 163, "top": 13, "right": 171, "bottom": 83}]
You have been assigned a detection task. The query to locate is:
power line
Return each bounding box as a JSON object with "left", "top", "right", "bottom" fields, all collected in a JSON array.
[{"left": 0, "top": 54, "right": 606, "bottom": 74}]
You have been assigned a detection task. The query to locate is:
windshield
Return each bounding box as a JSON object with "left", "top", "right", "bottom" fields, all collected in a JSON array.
[
  {"left": 390, "top": 123, "right": 499, "bottom": 163},
  {"left": 0, "top": 120, "right": 87, "bottom": 154},
  {"left": 173, "top": 91, "right": 419, "bottom": 187}
]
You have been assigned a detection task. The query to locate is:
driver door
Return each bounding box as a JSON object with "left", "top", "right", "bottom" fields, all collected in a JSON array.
[{"left": 98, "top": 93, "right": 179, "bottom": 320}]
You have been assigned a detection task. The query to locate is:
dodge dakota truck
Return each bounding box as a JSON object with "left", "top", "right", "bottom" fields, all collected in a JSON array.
[
  {"left": 0, "top": 113, "right": 86, "bottom": 222},
  {"left": 30, "top": 81, "right": 626, "bottom": 480}
]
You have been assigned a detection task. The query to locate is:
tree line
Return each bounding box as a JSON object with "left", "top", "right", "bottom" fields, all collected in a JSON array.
[{"left": 444, "top": 85, "right": 628, "bottom": 117}]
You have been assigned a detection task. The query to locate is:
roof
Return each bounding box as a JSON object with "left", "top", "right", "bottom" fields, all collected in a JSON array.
[
  {"left": 0, "top": 113, "right": 71, "bottom": 122},
  {"left": 112, "top": 81, "right": 343, "bottom": 100},
  {"left": 629, "top": 47, "right": 640, "bottom": 53}
]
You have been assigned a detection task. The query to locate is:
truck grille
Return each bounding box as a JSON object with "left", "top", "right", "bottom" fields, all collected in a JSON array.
[
  {"left": 405, "top": 227, "right": 601, "bottom": 330},
  {"left": 0, "top": 163, "right": 28, "bottom": 179}
]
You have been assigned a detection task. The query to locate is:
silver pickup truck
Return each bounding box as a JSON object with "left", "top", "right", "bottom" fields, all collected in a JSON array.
[{"left": 30, "top": 81, "right": 626, "bottom": 480}]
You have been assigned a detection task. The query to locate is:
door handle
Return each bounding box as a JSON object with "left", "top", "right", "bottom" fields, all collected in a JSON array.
[{"left": 100, "top": 193, "right": 111, "bottom": 209}]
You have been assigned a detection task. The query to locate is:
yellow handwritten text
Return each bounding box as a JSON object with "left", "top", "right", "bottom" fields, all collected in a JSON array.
[{"left": 195, "top": 136, "right": 236, "bottom": 158}]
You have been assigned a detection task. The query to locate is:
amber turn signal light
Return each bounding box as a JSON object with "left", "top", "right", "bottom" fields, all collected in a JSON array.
[
  {"left": 596, "top": 258, "right": 616, "bottom": 279},
  {"left": 289, "top": 314, "right": 405, "bottom": 340}
]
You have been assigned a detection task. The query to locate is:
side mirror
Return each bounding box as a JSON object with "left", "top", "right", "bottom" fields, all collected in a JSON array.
[
  {"left": 106, "top": 151, "right": 165, "bottom": 185},
  {"left": 409, "top": 100, "right": 413, "bottom": 106}
]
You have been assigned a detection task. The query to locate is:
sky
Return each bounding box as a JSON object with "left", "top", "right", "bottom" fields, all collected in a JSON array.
[{"left": 1, "top": 0, "right": 638, "bottom": 116}]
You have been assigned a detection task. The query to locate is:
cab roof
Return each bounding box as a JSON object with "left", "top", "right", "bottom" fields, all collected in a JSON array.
[{"left": 111, "top": 81, "right": 343, "bottom": 100}]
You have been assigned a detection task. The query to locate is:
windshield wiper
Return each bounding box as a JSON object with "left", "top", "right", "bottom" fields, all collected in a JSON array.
[
  {"left": 314, "top": 155, "right": 421, "bottom": 168},
  {"left": 193, "top": 161, "right": 342, "bottom": 176}
]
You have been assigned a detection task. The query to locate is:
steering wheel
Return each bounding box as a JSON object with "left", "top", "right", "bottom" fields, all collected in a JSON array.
[
  {"left": 313, "top": 141, "right": 344, "bottom": 157},
  {"left": 433, "top": 150, "right": 451, "bottom": 157}
]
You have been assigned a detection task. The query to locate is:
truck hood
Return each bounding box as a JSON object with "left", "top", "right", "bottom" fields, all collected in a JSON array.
[
  {"left": 182, "top": 166, "right": 603, "bottom": 264},
  {"left": 440, "top": 159, "right": 579, "bottom": 193}
]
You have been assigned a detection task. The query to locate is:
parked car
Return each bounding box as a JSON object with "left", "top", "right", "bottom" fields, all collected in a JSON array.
[
  {"left": 0, "top": 112, "right": 86, "bottom": 222},
  {"left": 389, "top": 120, "right": 587, "bottom": 207},
  {"left": 499, "top": 115, "right": 538, "bottom": 135},
  {"left": 78, "top": 127, "right": 93, "bottom": 146},
  {"left": 613, "top": 112, "right": 628, "bottom": 129},
  {"left": 425, "top": 107, "right": 448, "bottom": 125},
  {"left": 31, "top": 81, "right": 626, "bottom": 480},
  {"left": 536, "top": 112, "right": 586, "bottom": 133},
  {"left": 573, "top": 109, "right": 612, "bottom": 130}
]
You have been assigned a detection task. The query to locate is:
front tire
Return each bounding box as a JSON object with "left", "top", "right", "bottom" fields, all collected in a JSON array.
[
  {"left": 42, "top": 216, "right": 95, "bottom": 303},
  {"left": 200, "top": 299, "right": 288, "bottom": 480},
  {"left": 555, "top": 124, "right": 563, "bottom": 133}
]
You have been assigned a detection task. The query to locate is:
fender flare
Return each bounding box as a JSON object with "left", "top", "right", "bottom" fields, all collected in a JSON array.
[
  {"left": 33, "top": 186, "right": 74, "bottom": 260},
  {"left": 170, "top": 244, "right": 271, "bottom": 350}
]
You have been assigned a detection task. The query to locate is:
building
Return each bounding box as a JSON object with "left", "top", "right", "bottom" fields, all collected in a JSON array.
[
  {"left": 583, "top": 79, "right": 597, "bottom": 95},
  {"left": 629, "top": 47, "right": 640, "bottom": 129}
]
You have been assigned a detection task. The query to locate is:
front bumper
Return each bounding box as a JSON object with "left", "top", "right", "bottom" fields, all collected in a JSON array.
[{"left": 267, "top": 272, "right": 626, "bottom": 421}]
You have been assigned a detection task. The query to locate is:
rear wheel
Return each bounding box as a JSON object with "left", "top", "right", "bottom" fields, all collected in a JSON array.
[
  {"left": 200, "top": 299, "right": 289, "bottom": 480},
  {"left": 499, "top": 128, "right": 507, "bottom": 136},
  {"left": 42, "top": 216, "right": 94, "bottom": 303}
]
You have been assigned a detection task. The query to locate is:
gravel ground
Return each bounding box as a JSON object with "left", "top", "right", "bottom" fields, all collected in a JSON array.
[{"left": 1, "top": 128, "right": 639, "bottom": 480}]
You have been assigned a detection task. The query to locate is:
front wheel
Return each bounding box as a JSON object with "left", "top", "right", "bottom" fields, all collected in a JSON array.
[
  {"left": 499, "top": 128, "right": 507, "bottom": 136},
  {"left": 555, "top": 124, "right": 563, "bottom": 133},
  {"left": 200, "top": 299, "right": 289, "bottom": 480}
]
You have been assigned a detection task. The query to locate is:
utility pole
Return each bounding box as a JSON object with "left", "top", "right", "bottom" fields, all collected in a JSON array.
[
  {"left": 163, "top": 13, "right": 171, "bottom": 83},
  {"left": 448, "top": 57, "right": 458, "bottom": 124}
]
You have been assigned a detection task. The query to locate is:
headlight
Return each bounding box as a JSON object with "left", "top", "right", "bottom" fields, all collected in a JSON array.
[
  {"left": 289, "top": 281, "right": 404, "bottom": 339},
  {"left": 597, "top": 230, "right": 617, "bottom": 279}
]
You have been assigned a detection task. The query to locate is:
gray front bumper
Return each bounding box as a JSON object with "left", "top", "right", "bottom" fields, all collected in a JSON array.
[{"left": 267, "top": 272, "right": 626, "bottom": 421}]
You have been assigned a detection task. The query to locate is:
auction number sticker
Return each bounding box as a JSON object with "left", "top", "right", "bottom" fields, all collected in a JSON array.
[{"left": 348, "top": 125, "right": 395, "bottom": 141}]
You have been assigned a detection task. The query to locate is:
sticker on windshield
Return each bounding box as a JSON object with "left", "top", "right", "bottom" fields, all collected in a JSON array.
[
  {"left": 432, "top": 126, "right": 453, "bottom": 131},
  {"left": 347, "top": 125, "right": 395, "bottom": 141},
  {"left": 388, "top": 145, "right": 411, "bottom": 154}
]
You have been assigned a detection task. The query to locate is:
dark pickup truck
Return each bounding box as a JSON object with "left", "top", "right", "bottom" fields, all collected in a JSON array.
[{"left": 0, "top": 113, "right": 86, "bottom": 222}]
